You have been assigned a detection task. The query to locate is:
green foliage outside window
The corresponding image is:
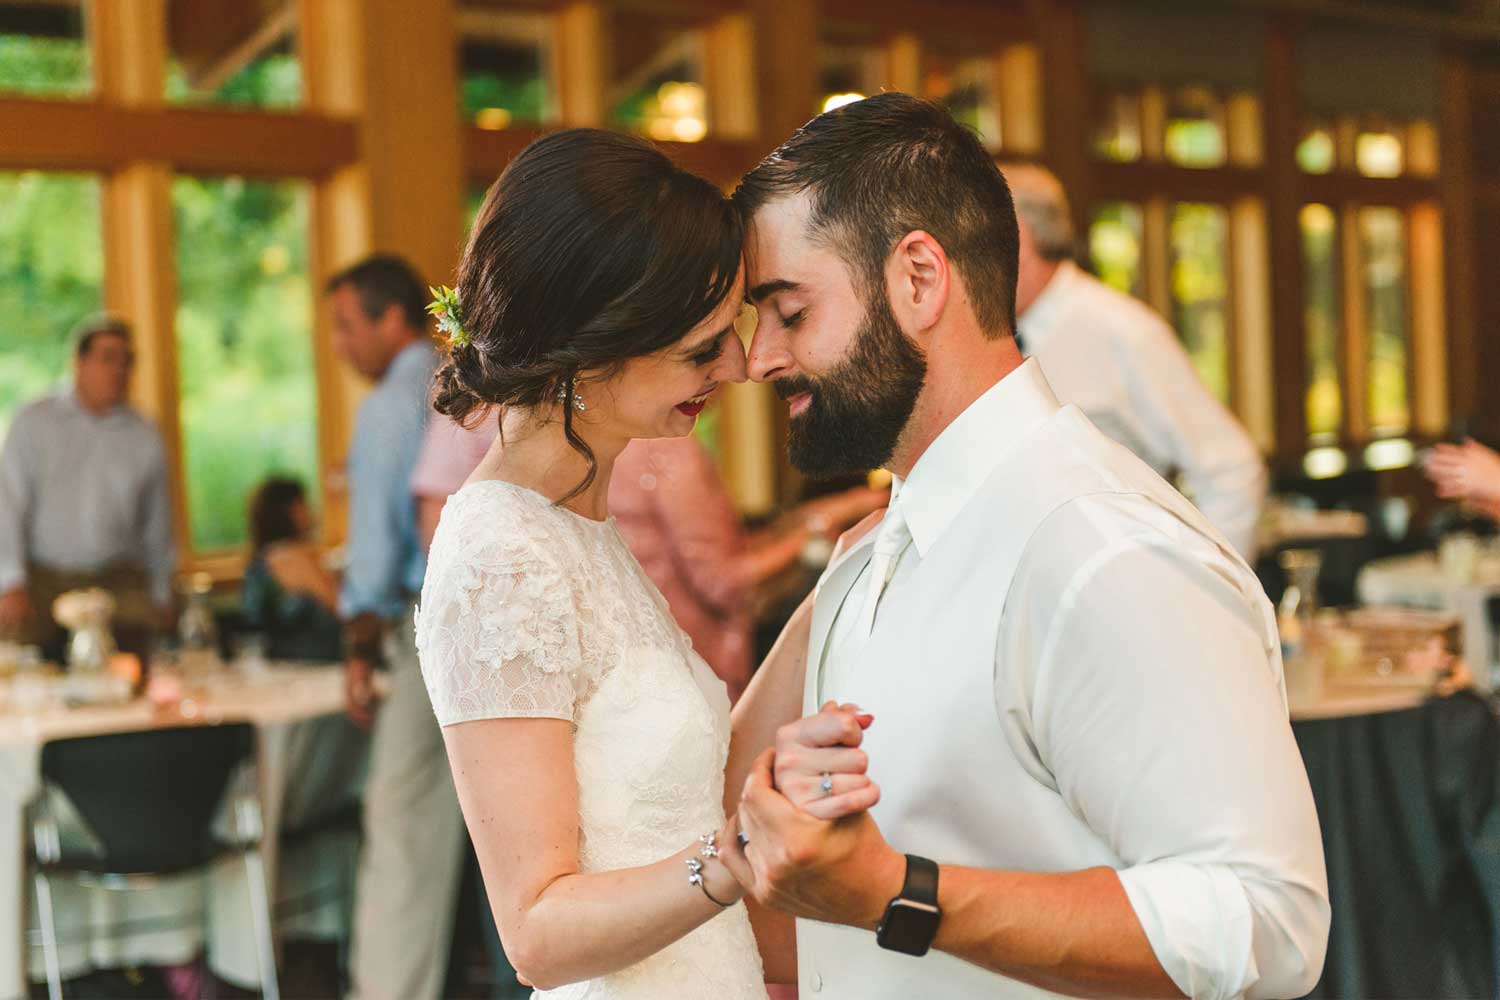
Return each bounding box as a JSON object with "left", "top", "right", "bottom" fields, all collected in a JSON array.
[
  {"left": 173, "top": 176, "right": 318, "bottom": 552},
  {"left": 0, "top": 172, "right": 103, "bottom": 439},
  {"left": 166, "top": 50, "right": 301, "bottom": 108},
  {"left": 0, "top": 8, "right": 90, "bottom": 97},
  {"left": 1169, "top": 203, "right": 1231, "bottom": 404}
]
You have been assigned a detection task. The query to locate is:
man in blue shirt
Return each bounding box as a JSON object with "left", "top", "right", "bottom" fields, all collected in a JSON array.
[{"left": 327, "top": 256, "right": 462, "bottom": 1000}]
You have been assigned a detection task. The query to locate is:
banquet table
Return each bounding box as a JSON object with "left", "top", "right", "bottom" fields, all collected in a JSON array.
[
  {"left": 1288, "top": 685, "right": 1500, "bottom": 998},
  {"left": 1357, "top": 551, "right": 1500, "bottom": 688},
  {"left": 0, "top": 663, "right": 370, "bottom": 998}
]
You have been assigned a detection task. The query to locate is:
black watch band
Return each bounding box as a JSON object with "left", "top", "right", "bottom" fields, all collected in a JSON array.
[
  {"left": 876, "top": 854, "right": 942, "bottom": 957},
  {"left": 901, "top": 854, "right": 939, "bottom": 904}
]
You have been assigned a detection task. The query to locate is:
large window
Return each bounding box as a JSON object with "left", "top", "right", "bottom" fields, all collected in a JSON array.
[
  {"left": 610, "top": 11, "right": 707, "bottom": 142},
  {"left": 0, "top": 0, "right": 89, "bottom": 98},
  {"left": 1300, "top": 204, "right": 1342, "bottom": 443},
  {"left": 1360, "top": 207, "right": 1410, "bottom": 438},
  {"left": 458, "top": 6, "right": 552, "bottom": 128},
  {"left": 1169, "top": 203, "right": 1232, "bottom": 404},
  {"left": 164, "top": 0, "right": 301, "bottom": 109},
  {"left": 173, "top": 176, "right": 317, "bottom": 552},
  {"left": 0, "top": 171, "right": 103, "bottom": 437},
  {"left": 922, "top": 45, "right": 1001, "bottom": 151},
  {"left": 1087, "top": 202, "right": 1145, "bottom": 299}
]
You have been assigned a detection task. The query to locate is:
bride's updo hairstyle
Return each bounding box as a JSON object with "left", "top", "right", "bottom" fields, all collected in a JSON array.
[{"left": 432, "top": 128, "right": 743, "bottom": 498}]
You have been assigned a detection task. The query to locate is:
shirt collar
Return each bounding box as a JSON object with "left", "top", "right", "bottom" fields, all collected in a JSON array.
[
  {"left": 894, "top": 358, "right": 1062, "bottom": 558},
  {"left": 61, "top": 387, "right": 126, "bottom": 420},
  {"left": 1015, "top": 259, "right": 1080, "bottom": 351}
]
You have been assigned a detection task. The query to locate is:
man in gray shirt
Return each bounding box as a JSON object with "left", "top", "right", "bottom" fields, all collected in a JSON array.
[{"left": 0, "top": 316, "right": 176, "bottom": 652}]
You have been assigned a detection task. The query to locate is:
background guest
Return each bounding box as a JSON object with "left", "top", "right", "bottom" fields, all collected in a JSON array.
[
  {"left": 328, "top": 255, "right": 464, "bottom": 1000},
  {"left": 610, "top": 435, "right": 884, "bottom": 700},
  {"left": 1425, "top": 438, "right": 1500, "bottom": 521},
  {"left": 241, "top": 476, "right": 342, "bottom": 661},
  {"left": 0, "top": 315, "right": 176, "bottom": 656},
  {"left": 1002, "top": 163, "right": 1268, "bottom": 559}
]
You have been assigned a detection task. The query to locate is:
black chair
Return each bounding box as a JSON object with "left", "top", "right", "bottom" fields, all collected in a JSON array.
[{"left": 26, "top": 724, "right": 280, "bottom": 1000}]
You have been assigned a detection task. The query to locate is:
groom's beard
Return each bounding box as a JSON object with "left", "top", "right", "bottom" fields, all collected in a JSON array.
[{"left": 776, "top": 291, "right": 927, "bottom": 478}]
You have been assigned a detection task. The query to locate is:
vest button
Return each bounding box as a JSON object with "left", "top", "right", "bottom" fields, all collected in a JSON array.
[{"left": 810, "top": 972, "right": 824, "bottom": 992}]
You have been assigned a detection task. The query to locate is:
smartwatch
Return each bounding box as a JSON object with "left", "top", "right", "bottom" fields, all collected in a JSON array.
[{"left": 875, "top": 854, "right": 942, "bottom": 956}]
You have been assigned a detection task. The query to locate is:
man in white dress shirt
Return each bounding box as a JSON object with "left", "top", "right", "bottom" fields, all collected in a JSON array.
[
  {"left": 723, "top": 94, "right": 1328, "bottom": 1000},
  {"left": 0, "top": 316, "right": 176, "bottom": 652},
  {"left": 1000, "top": 163, "right": 1267, "bottom": 560}
]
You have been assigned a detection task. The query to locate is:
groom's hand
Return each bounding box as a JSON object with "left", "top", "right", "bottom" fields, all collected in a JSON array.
[
  {"left": 722, "top": 749, "right": 904, "bottom": 930},
  {"left": 774, "top": 701, "right": 880, "bottom": 820}
]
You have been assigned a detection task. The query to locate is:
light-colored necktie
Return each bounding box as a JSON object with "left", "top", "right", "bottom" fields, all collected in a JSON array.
[{"left": 855, "top": 503, "right": 912, "bottom": 639}]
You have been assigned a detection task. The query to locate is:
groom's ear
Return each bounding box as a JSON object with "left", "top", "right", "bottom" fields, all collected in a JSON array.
[{"left": 886, "top": 230, "right": 950, "bottom": 340}]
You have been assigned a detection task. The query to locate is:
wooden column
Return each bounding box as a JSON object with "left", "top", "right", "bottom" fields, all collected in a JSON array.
[
  {"left": 556, "top": 1, "right": 607, "bottom": 126},
  {"left": 884, "top": 33, "right": 921, "bottom": 96},
  {"left": 301, "top": 0, "right": 366, "bottom": 545},
  {"left": 752, "top": 0, "right": 819, "bottom": 505},
  {"left": 93, "top": 0, "right": 192, "bottom": 567},
  {"left": 1409, "top": 199, "right": 1449, "bottom": 437},
  {"left": 1439, "top": 50, "right": 1480, "bottom": 433},
  {"left": 1030, "top": 0, "right": 1091, "bottom": 212},
  {"left": 301, "top": 0, "right": 464, "bottom": 544},
  {"left": 1264, "top": 17, "right": 1308, "bottom": 459},
  {"left": 998, "top": 43, "right": 1043, "bottom": 156}
]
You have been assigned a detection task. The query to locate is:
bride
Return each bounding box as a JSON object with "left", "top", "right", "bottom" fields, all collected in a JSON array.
[{"left": 415, "top": 129, "right": 878, "bottom": 998}]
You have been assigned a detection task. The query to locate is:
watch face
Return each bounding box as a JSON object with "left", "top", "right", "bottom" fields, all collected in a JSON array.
[{"left": 877, "top": 899, "right": 942, "bottom": 957}]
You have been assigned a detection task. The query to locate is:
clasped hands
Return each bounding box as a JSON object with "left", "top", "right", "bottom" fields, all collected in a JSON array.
[{"left": 716, "top": 701, "right": 906, "bottom": 931}]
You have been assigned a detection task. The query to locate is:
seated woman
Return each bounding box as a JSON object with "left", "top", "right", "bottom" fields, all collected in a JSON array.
[{"left": 242, "top": 477, "right": 342, "bottom": 661}]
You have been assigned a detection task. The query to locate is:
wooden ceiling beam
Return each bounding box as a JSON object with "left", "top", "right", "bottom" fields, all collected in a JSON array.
[{"left": 0, "top": 99, "right": 357, "bottom": 176}]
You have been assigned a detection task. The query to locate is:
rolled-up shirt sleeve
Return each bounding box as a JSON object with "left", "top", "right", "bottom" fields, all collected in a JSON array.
[{"left": 1027, "top": 539, "right": 1329, "bottom": 1000}]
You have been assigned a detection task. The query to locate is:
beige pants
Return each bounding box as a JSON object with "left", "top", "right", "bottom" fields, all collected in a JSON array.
[{"left": 347, "top": 613, "right": 467, "bottom": 1000}]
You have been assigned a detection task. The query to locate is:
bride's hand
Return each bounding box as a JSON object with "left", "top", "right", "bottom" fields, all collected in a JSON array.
[{"left": 773, "top": 701, "right": 881, "bottom": 821}]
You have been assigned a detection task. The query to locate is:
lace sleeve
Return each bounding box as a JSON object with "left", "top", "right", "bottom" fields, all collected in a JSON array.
[{"left": 416, "top": 497, "right": 584, "bottom": 726}]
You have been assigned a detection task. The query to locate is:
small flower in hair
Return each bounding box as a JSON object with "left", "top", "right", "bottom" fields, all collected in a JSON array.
[{"left": 427, "top": 285, "right": 469, "bottom": 348}]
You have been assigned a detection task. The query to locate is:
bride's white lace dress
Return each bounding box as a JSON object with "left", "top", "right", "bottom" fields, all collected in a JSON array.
[{"left": 415, "top": 479, "right": 769, "bottom": 1000}]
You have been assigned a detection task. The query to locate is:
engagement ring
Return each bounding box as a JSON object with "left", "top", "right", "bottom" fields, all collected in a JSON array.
[{"left": 821, "top": 772, "right": 834, "bottom": 797}]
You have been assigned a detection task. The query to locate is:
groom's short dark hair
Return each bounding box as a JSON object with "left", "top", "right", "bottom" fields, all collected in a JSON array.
[{"left": 733, "top": 92, "right": 1019, "bottom": 339}]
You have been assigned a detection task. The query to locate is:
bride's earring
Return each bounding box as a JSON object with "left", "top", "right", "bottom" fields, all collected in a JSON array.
[{"left": 557, "top": 379, "right": 587, "bottom": 413}]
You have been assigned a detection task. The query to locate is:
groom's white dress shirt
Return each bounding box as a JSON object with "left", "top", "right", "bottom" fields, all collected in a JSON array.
[{"left": 800, "top": 360, "right": 1328, "bottom": 1000}]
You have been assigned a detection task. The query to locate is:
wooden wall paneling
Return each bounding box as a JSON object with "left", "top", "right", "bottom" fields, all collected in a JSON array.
[
  {"left": 1439, "top": 50, "right": 1481, "bottom": 433},
  {"left": 1029, "top": 0, "right": 1091, "bottom": 213},
  {"left": 998, "top": 43, "right": 1043, "bottom": 155},
  {"left": 1265, "top": 17, "right": 1309, "bottom": 459},
  {"left": 556, "top": 1, "right": 608, "bottom": 126},
  {"left": 1232, "top": 197, "right": 1277, "bottom": 453},
  {"left": 706, "top": 12, "right": 758, "bottom": 140},
  {"left": 1409, "top": 199, "right": 1449, "bottom": 437},
  {"left": 884, "top": 33, "right": 921, "bottom": 96},
  {"left": 821, "top": 0, "right": 1028, "bottom": 40}
]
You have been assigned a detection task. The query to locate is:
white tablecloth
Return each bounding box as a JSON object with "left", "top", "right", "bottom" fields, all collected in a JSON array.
[
  {"left": 0, "top": 664, "right": 369, "bottom": 998},
  {"left": 1357, "top": 552, "right": 1500, "bottom": 688}
]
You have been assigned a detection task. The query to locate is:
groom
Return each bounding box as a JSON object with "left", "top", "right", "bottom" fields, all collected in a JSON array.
[{"left": 723, "top": 93, "right": 1330, "bottom": 999}]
